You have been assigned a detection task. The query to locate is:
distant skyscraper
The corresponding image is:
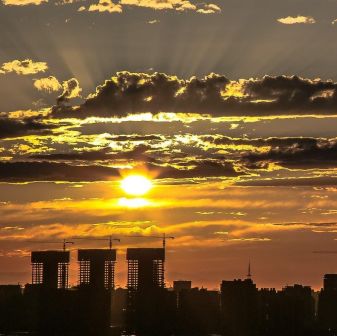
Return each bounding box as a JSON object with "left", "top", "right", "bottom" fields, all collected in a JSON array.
[
  {"left": 173, "top": 280, "right": 193, "bottom": 308},
  {"left": 78, "top": 249, "right": 116, "bottom": 289},
  {"left": 221, "top": 278, "right": 258, "bottom": 336},
  {"left": 31, "top": 251, "right": 70, "bottom": 289},
  {"left": 323, "top": 274, "right": 337, "bottom": 291},
  {"left": 319, "top": 274, "right": 337, "bottom": 331},
  {"left": 173, "top": 280, "right": 192, "bottom": 292}
]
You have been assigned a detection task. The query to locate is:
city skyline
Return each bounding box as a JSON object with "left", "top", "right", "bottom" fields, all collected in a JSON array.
[
  {"left": 2, "top": 246, "right": 337, "bottom": 336},
  {"left": 1, "top": 240, "right": 335, "bottom": 291}
]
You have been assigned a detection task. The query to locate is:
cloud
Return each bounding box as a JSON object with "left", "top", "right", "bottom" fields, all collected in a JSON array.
[
  {"left": 0, "top": 59, "right": 48, "bottom": 75},
  {"left": 202, "top": 135, "right": 320, "bottom": 149},
  {"left": 0, "top": 117, "right": 56, "bottom": 139},
  {"left": 2, "top": 0, "right": 46, "bottom": 5},
  {"left": 109, "top": 134, "right": 163, "bottom": 141},
  {"left": 31, "top": 144, "right": 151, "bottom": 162},
  {"left": 197, "top": 3, "right": 220, "bottom": 14},
  {"left": 157, "top": 160, "right": 241, "bottom": 179},
  {"left": 87, "top": 0, "right": 122, "bottom": 13},
  {"left": 227, "top": 237, "right": 271, "bottom": 242},
  {"left": 0, "top": 161, "right": 120, "bottom": 182},
  {"left": 0, "top": 159, "right": 241, "bottom": 182},
  {"left": 80, "top": 0, "right": 221, "bottom": 14},
  {"left": 243, "top": 138, "right": 337, "bottom": 169},
  {"left": 56, "top": 78, "right": 82, "bottom": 104},
  {"left": 52, "top": 71, "right": 230, "bottom": 117},
  {"left": 277, "top": 15, "right": 316, "bottom": 25},
  {"left": 52, "top": 72, "right": 337, "bottom": 118},
  {"left": 238, "top": 177, "right": 337, "bottom": 187},
  {"left": 119, "top": 0, "right": 194, "bottom": 11},
  {"left": 34, "top": 76, "right": 62, "bottom": 93}
]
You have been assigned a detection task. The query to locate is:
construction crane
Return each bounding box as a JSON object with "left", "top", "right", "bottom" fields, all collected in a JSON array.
[
  {"left": 127, "top": 233, "right": 175, "bottom": 249},
  {"left": 28, "top": 239, "right": 74, "bottom": 251},
  {"left": 72, "top": 236, "right": 120, "bottom": 249}
]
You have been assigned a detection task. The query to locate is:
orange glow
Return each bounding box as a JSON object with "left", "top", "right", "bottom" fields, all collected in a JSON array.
[
  {"left": 117, "top": 197, "right": 150, "bottom": 208},
  {"left": 120, "top": 175, "right": 152, "bottom": 196}
]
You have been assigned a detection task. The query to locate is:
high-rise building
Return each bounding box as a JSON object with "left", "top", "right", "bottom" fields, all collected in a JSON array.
[
  {"left": 323, "top": 274, "right": 337, "bottom": 291},
  {"left": 318, "top": 274, "right": 337, "bottom": 332},
  {"left": 221, "top": 279, "right": 258, "bottom": 336},
  {"left": 31, "top": 251, "right": 70, "bottom": 289},
  {"left": 126, "top": 248, "right": 165, "bottom": 290},
  {"left": 126, "top": 248, "right": 173, "bottom": 335},
  {"left": 78, "top": 249, "right": 116, "bottom": 290}
]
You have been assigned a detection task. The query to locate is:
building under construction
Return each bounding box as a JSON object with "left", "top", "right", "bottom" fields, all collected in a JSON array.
[
  {"left": 78, "top": 249, "right": 116, "bottom": 290},
  {"left": 31, "top": 251, "right": 70, "bottom": 289},
  {"left": 125, "top": 248, "right": 173, "bottom": 334},
  {"left": 126, "top": 248, "right": 165, "bottom": 290}
]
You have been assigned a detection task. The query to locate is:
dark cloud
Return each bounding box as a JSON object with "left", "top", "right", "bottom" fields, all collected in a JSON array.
[
  {"left": 52, "top": 71, "right": 229, "bottom": 118},
  {"left": 31, "top": 144, "right": 151, "bottom": 162},
  {"left": 0, "top": 158, "right": 241, "bottom": 182},
  {"left": 238, "top": 177, "right": 337, "bottom": 187},
  {"left": 56, "top": 78, "right": 81, "bottom": 105},
  {"left": 243, "top": 138, "right": 337, "bottom": 169},
  {"left": 52, "top": 72, "right": 337, "bottom": 118},
  {"left": 157, "top": 160, "right": 241, "bottom": 179},
  {"left": 271, "top": 222, "right": 337, "bottom": 228},
  {"left": 0, "top": 161, "right": 120, "bottom": 182},
  {"left": 0, "top": 117, "right": 56, "bottom": 139},
  {"left": 202, "top": 135, "right": 319, "bottom": 148},
  {"left": 244, "top": 75, "right": 337, "bottom": 110}
]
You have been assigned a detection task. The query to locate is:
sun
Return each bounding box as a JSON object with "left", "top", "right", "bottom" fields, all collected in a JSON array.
[{"left": 120, "top": 175, "right": 152, "bottom": 196}]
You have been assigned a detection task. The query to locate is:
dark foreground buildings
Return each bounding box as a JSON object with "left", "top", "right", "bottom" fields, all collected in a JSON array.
[{"left": 1, "top": 248, "right": 337, "bottom": 335}]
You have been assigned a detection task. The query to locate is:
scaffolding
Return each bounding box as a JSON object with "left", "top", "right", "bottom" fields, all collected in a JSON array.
[
  {"left": 127, "top": 259, "right": 139, "bottom": 290},
  {"left": 78, "top": 249, "right": 116, "bottom": 290},
  {"left": 31, "top": 251, "right": 70, "bottom": 289},
  {"left": 126, "top": 248, "right": 165, "bottom": 291},
  {"left": 32, "top": 262, "right": 43, "bottom": 285}
]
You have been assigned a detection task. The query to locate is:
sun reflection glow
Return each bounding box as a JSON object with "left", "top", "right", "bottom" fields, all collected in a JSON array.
[{"left": 117, "top": 197, "right": 150, "bottom": 208}]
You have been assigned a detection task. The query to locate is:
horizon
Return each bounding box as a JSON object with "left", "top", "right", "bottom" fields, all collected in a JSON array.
[{"left": 3, "top": 0, "right": 337, "bottom": 294}]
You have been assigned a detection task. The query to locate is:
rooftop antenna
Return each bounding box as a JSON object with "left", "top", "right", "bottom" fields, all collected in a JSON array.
[{"left": 247, "top": 260, "right": 252, "bottom": 279}]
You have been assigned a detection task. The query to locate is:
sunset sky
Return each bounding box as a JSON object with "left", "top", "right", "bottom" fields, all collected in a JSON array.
[{"left": 2, "top": 0, "right": 337, "bottom": 290}]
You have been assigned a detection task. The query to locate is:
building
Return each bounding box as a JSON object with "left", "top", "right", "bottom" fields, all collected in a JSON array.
[
  {"left": 177, "top": 287, "right": 221, "bottom": 335},
  {"left": 278, "top": 285, "right": 315, "bottom": 335},
  {"left": 126, "top": 248, "right": 174, "bottom": 335},
  {"left": 78, "top": 249, "right": 116, "bottom": 289},
  {"left": 318, "top": 274, "right": 337, "bottom": 332},
  {"left": 221, "top": 278, "right": 258, "bottom": 336},
  {"left": 173, "top": 280, "right": 192, "bottom": 292},
  {"left": 127, "top": 248, "right": 165, "bottom": 290},
  {"left": 323, "top": 273, "right": 337, "bottom": 291},
  {"left": 0, "top": 285, "right": 24, "bottom": 333},
  {"left": 31, "top": 251, "right": 70, "bottom": 289}
]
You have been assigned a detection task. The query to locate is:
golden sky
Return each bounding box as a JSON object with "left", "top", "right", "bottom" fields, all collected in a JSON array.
[{"left": 1, "top": 0, "right": 337, "bottom": 290}]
